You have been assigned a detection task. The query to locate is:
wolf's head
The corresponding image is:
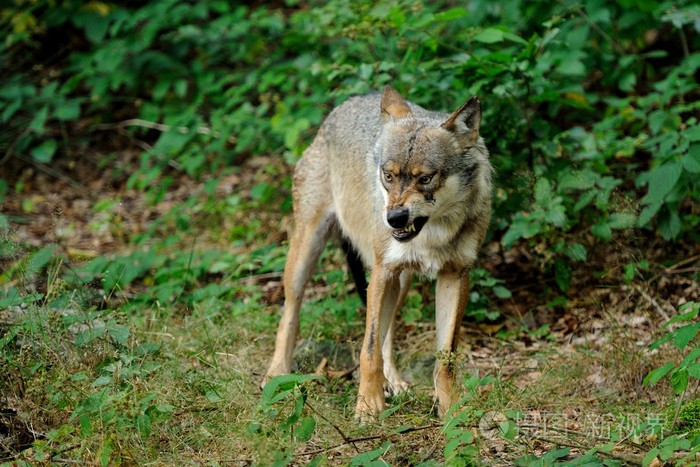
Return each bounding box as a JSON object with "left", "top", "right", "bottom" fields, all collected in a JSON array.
[{"left": 375, "top": 86, "right": 488, "bottom": 243}]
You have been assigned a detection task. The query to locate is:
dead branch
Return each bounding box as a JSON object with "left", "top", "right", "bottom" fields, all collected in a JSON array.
[{"left": 94, "top": 118, "right": 221, "bottom": 138}]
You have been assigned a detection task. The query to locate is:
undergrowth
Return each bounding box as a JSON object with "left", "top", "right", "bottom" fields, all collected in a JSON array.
[{"left": 1, "top": 0, "right": 700, "bottom": 465}]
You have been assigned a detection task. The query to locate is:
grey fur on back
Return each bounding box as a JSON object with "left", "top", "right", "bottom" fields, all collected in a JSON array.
[{"left": 296, "top": 91, "right": 492, "bottom": 276}]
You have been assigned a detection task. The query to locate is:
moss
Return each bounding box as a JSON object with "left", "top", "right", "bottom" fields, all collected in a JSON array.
[{"left": 676, "top": 399, "right": 700, "bottom": 433}]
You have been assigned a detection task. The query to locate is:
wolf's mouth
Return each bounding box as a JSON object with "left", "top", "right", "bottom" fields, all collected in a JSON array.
[{"left": 391, "top": 216, "right": 429, "bottom": 242}]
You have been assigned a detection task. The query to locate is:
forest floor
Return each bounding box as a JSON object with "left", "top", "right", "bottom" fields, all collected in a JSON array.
[{"left": 1, "top": 152, "right": 699, "bottom": 465}]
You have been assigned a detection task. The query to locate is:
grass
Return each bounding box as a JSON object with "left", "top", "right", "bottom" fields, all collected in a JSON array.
[
  {"left": 0, "top": 287, "right": 692, "bottom": 464},
  {"left": 1, "top": 161, "right": 699, "bottom": 465}
]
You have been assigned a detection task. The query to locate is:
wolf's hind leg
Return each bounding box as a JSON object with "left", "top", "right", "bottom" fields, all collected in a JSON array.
[
  {"left": 265, "top": 212, "right": 333, "bottom": 383},
  {"left": 265, "top": 145, "right": 334, "bottom": 385}
]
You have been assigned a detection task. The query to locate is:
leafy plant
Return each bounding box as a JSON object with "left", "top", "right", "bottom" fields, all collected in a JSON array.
[
  {"left": 642, "top": 301, "right": 700, "bottom": 465},
  {"left": 468, "top": 268, "right": 511, "bottom": 321},
  {"left": 442, "top": 374, "right": 495, "bottom": 465},
  {"left": 644, "top": 302, "right": 700, "bottom": 397},
  {"left": 249, "top": 374, "right": 323, "bottom": 463}
]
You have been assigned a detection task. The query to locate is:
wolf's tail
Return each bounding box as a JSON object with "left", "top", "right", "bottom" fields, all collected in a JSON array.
[{"left": 341, "top": 240, "right": 367, "bottom": 305}]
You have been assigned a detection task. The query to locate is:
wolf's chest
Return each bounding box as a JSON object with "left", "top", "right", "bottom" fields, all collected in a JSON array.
[
  {"left": 382, "top": 225, "right": 480, "bottom": 278},
  {"left": 383, "top": 240, "right": 445, "bottom": 277}
]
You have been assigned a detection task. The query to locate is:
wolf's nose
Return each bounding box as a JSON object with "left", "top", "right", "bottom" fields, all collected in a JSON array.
[{"left": 387, "top": 208, "right": 410, "bottom": 228}]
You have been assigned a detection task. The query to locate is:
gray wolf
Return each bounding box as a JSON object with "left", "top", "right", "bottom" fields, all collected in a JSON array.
[{"left": 265, "top": 86, "right": 493, "bottom": 421}]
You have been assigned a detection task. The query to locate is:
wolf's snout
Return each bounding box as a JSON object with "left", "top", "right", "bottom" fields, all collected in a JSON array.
[{"left": 387, "top": 208, "right": 410, "bottom": 228}]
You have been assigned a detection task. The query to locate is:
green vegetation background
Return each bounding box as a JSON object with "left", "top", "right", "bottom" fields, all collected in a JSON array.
[{"left": 1, "top": 0, "right": 699, "bottom": 465}]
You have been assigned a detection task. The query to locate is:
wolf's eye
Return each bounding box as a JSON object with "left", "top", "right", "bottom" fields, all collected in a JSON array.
[
  {"left": 418, "top": 174, "right": 434, "bottom": 184},
  {"left": 383, "top": 172, "right": 393, "bottom": 182}
]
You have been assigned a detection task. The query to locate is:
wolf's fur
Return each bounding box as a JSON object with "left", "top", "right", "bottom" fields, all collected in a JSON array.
[{"left": 265, "top": 86, "right": 493, "bottom": 420}]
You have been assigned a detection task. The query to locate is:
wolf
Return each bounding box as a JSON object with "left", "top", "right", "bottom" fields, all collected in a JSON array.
[{"left": 264, "top": 86, "right": 493, "bottom": 421}]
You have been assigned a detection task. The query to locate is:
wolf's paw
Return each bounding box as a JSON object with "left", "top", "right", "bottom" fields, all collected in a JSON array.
[
  {"left": 355, "top": 395, "right": 384, "bottom": 424},
  {"left": 260, "top": 374, "right": 271, "bottom": 390},
  {"left": 383, "top": 364, "right": 410, "bottom": 397},
  {"left": 384, "top": 378, "right": 410, "bottom": 397}
]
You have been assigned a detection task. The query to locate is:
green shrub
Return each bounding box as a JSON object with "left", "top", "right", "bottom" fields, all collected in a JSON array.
[{"left": 3, "top": 0, "right": 698, "bottom": 270}]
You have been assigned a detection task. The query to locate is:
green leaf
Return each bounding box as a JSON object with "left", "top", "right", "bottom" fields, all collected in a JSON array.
[
  {"left": 649, "top": 110, "right": 668, "bottom": 135},
  {"left": 658, "top": 435, "right": 691, "bottom": 460},
  {"left": 350, "top": 442, "right": 391, "bottom": 466},
  {"left": 30, "top": 139, "right": 58, "bottom": 163},
  {"left": 643, "top": 161, "right": 682, "bottom": 205},
  {"left": 153, "top": 129, "right": 193, "bottom": 155},
  {"left": 24, "top": 246, "right": 56, "bottom": 278},
  {"left": 473, "top": 28, "right": 504, "bottom": 44},
  {"left": 557, "top": 57, "right": 585, "bottom": 76},
  {"left": 153, "top": 80, "right": 170, "bottom": 100},
  {"left": 294, "top": 416, "right": 316, "bottom": 442},
  {"left": 680, "top": 347, "right": 700, "bottom": 366},
  {"left": 434, "top": 8, "right": 468, "bottom": 22},
  {"left": 91, "top": 375, "right": 112, "bottom": 387},
  {"left": 618, "top": 72, "right": 636, "bottom": 92},
  {"left": 544, "top": 204, "right": 567, "bottom": 227},
  {"left": 541, "top": 448, "right": 571, "bottom": 462},
  {"left": 204, "top": 388, "right": 223, "bottom": 403},
  {"left": 76, "top": 388, "right": 110, "bottom": 413},
  {"left": 502, "top": 219, "right": 541, "bottom": 247},
  {"left": 534, "top": 178, "right": 553, "bottom": 204},
  {"left": 559, "top": 170, "right": 597, "bottom": 190},
  {"left": 683, "top": 144, "right": 700, "bottom": 173},
  {"left": 0, "top": 292, "right": 43, "bottom": 308},
  {"left": 493, "top": 285, "right": 512, "bottom": 299},
  {"left": 136, "top": 413, "right": 151, "bottom": 437},
  {"left": 174, "top": 79, "right": 188, "bottom": 98},
  {"left": 260, "top": 374, "right": 322, "bottom": 405},
  {"left": 642, "top": 447, "right": 660, "bottom": 467},
  {"left": 591, "top": 221, "right": 612, "bottom": 240},
  {"left": 2, "top": 98, "right": 22, "bottom": 123},
  {"left": 649, "top": 333, "right": 673, "bottom": 352},
  {"left": 564, "top": 243, "right": 587, "bottom": 261},
  {"left": 667, "top": 304, "right": 700, "bottom": 325},
  {"left": 99, "top": 438, "right": 113, "bottom": 467},
  {"left": 608, "top": 212, "right": 637, "bottom": 230},
  {"left": 673, "top": 324, "right": 699, "bottom": 350},
  {"left": 379, "top": 403, "right": 401, "bottom": 420},
  {"left": 554, "top": 258, "right": 572, "bottom": 292},
  {"left": 638, "top": 202, "right": 662, "bottom": 227},
  {"left": 644, "top": 361, "right": 675, "bottom": 386},
  {"left": 573, "top": 190, "right": 596, "bottom": 212},
  {"left": 284, "top": 117, "right": 310, "bottom": 152},
  {"left": 55, "top": 100, "right": 81, "bottom": 121},
  {"left": 75, "top": 325, "right": 106, "bottom": 346},
  {"left": 671, "top": 367, "right": 689, "bottom": 394},
  {"left": 659, "top": 208, "right": 681, "bottom": 240},
  {"left": 250, "top": 183, "right": 275, "bottom": 202},
  {"left": 29, "top": 106, "right": 49, "bottom": 133},
  {"left": 684, "top": 125, "right": 700, "bottom": 142},
  {"left": 106, "top": 324, "right": 129, "bottom": 345},
  {"left": 72, "top": 7, "right": 113, "bottom": 43},
  {"left": 502, "top": 31, "right": 528, "bottom": 45},
  {"left": 0, "top": 83, "right": 34, "bottom": 100}
]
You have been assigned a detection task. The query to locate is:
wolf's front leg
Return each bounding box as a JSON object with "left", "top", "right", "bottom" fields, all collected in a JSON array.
[
  {"left": 382, "top": 270, "right": 411, "bottom": 396},
  {"left": 356, "top": 267, "right": 402, "bottom": 422},
  {"left": 433, "top": 269, "right": 469, "bottom": 417}
]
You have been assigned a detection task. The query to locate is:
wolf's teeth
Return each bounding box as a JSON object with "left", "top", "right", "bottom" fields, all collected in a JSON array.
[{"left": 408, "top": 223, "right": 415, "bottom": 232}]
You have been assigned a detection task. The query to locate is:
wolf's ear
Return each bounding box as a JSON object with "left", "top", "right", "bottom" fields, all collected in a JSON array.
[
  {"left": 381, "top": 86, "right": 412, "bottom": 123},
  {"left": 441, "top": 96, "right": 481, "bottom": 147}
]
